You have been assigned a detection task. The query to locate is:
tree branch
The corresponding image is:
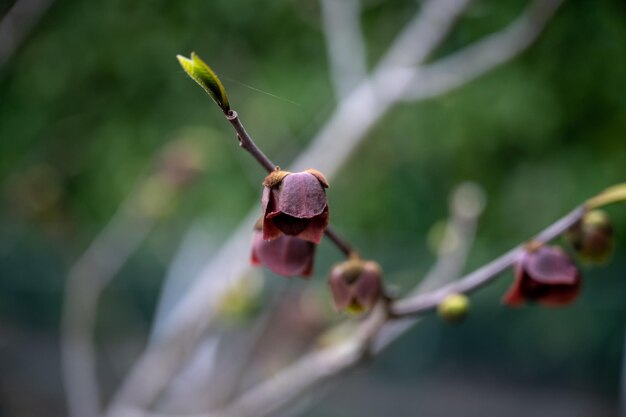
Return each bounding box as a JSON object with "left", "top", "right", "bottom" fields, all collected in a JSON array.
[
  {"left": 192, "top": 204, "right": 586, "bottom": 417},
  {"left": 0, "top": 0, "right": 55, "bottom": 68},
  {"left": 391, "top": 205, "right": 584, "bottom": 316},
  {"left": 319, "top": 0, "right": 368, "bottom": 99},
  {"left": 61, "top": 141, "right": 202, "bottom": 417},
  {"left": 402, "top": 0, "right": 565, "bottom": 101},
  {"left": 61, "top": 189, "right": 155, "bottom": 417},
  {"left": 372, "top": 182, "right": 485, "bottom": 352}
]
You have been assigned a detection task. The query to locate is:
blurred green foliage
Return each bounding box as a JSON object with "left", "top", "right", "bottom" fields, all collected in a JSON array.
[{"left": 0, "top": 0, "right": 625, "bottom": 414}]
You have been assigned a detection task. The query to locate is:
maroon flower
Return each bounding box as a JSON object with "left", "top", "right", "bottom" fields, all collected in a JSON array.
[
  {"left": 251, "top": 228, "right": 316, "bottom": 278},
  {"left": 262, "top": 169, "right": 329, "bottom": 244},
  {"left": 329, "top": 258, "right": 382, "bottom": 314},
  {"left": 503, "top": 244, "right": 581, "bottom": 307}
]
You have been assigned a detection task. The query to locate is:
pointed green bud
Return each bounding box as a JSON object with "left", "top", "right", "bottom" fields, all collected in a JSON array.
[
  {"left": 176, "top": 52, "right": 230, "bottom": 112},
  {"left": 438, "top": 293, "right": 469, "bottom": 323}
]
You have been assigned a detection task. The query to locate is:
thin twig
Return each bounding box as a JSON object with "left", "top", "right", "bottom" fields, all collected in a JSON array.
[
  {"left": 226, "top": 111, "right": 276, "bottom": 173},
  {"left": 323, "top": 227, "right": 354, "bottom": 257}
]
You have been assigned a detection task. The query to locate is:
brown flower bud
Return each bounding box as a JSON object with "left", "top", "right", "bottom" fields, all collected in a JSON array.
[
  {"left": 262, "top": 169, "right": 330, "bottom": 244},
  {"left": 328, "top": 258, "right": 382, "bottom": 314},
  {"left": 503, "top": 244, "right": 581, "bottom": 307},
  {"left": 565, "top": 209, "right": 614, "bottom": 264},
  {"left": 250, "top": 226, "right": 316, "bottom": 278}
]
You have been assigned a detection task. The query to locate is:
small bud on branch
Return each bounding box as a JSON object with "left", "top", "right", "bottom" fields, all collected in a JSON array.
[
  {"left": 438, "top": 293, "right": 469, "bottom": 323},
  {"left": 329, "top": 258, "right": 383, "bottom": 314}
]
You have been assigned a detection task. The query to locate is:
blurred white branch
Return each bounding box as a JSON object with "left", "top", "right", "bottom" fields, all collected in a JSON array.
[
  {"left": 402, "top": 0, "right": 565, "bottom": 101},
  {"left": 150, "top": 224, "right": 217, "bottom": 344},
  {"left": 0, "top": 0, "right": 55, "bottom": 67},
  {"left": 203, "top": 183, "right": 485, "bottom": 417},
  {"left": 379, "top": 0, "right": 473, "bottom": 69},
  {"left": 61, "top": 139, "right": 203, "bottom": 417},
  {"left": 61, "top": 197, "right": 154, "bottom": 417},
  {"left": 202, "top": 304, "right": 389, "bottom": 417},
  {"left": 104, "top": 0, "right": 567, "bottom": 416},
  {"left": 192, "top": 202, "right": 586, "bottom": 417},
  {"left": 373, "top": 182, "right": 485, "bottom": 352},
  {"left": 319, "top": 0, "right": 367, "bottom": 99},
  {"left": 416, "top": 182, "right": 486, "bottom": 293}
]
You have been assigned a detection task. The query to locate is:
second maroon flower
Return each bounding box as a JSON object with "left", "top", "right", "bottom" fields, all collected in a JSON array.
[
  {"left": 503, "top": 244, "right": 581, "bottom": 307},
  {"left": 261, "top": 169, "right": 330, "bottom": 244}
]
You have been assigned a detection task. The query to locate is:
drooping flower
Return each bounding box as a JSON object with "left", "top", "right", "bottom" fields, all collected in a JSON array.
[
  {"left": 250, "top": 226, "right": 316, "bottom": 278},
  {"left": 328, "top": 258, "right": 382, "bottom": 314},
  {"left": 503, "top": 244, "right": 581, "bottom": 307},
  {"left": 565, "top": 209, "right": 614, "bottom": 264},
  {"left": 262, "top": 169, "right": 329, "bottom": 244}
]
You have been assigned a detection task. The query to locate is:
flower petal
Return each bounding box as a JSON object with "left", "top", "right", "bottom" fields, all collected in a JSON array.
[
  {"left": 526, "top": 246, "right": 578, "bottom": 285},
  {"left": 295, "top": 207, "right": 329, "bottom": 244},
  {"left": 353, "top": 262, "right": 381, "bottom": 309},
  {"left": 277, "top": 172, "right": 327, "bottom": 218},
  {"left": 262, "top": 188, "right": 283, "bottom": 240},
  {"left": 305, "top": 168, "right": 329, "bottom": 188},
  {"left": 250, "top": 240, "right": 261, "bottom": 266},
  {"left": 502, "top": 261, "right": 527, "bottom": 307},
  {"left": 536, "top": 280, "right": 581, "bottom": 306},
  {"left": 329, "top": 266, "right": 353, "bottom": 310},
  {"left": 269, "top": 213, "right": 310, "bottom": 236},
  {"left": 252, "top": 232, "right": 316, "bottom": 277}
]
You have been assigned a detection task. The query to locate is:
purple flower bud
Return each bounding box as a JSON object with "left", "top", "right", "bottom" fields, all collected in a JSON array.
[
  {"left": 250, "top": 228, "right": 316, "bottom": 278},
  {"left": 503, "top": 244, "right": 581, "bottom": 307},
  {"left": 328, "top": 259, "right": 382, "bottom": 314},
  {"left": 262, "top": 169, "right": 329, "bottom": 244}
]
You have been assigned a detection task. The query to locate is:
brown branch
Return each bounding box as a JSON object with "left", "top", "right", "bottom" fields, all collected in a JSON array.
[{"left": 225, "top": 111, "right": 276, "bottom": 173}]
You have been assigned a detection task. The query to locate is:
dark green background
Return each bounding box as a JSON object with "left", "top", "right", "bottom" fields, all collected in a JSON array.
[{"left": 0, "top": 0, "right": 625, "bottom": 415}]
